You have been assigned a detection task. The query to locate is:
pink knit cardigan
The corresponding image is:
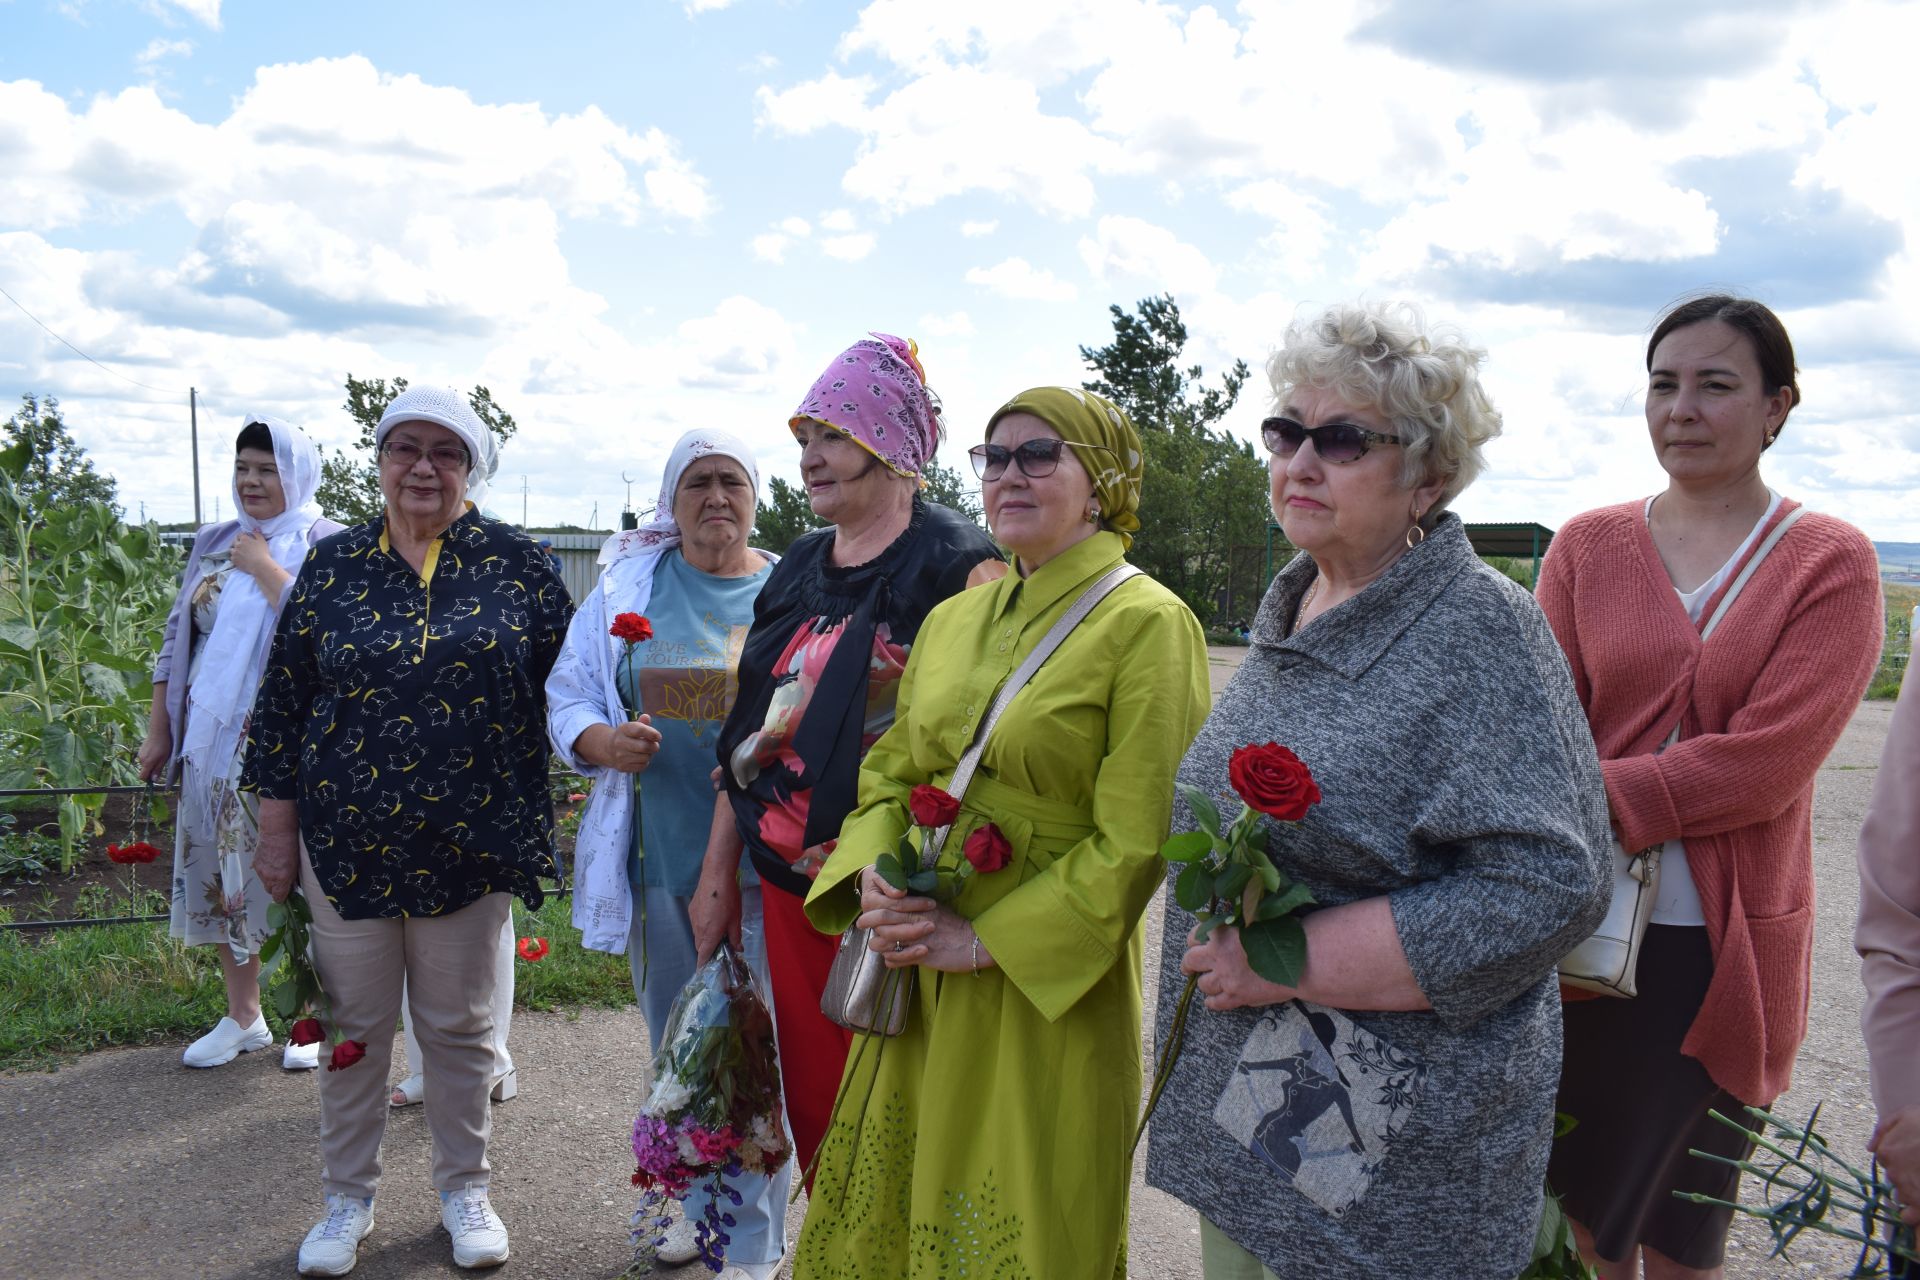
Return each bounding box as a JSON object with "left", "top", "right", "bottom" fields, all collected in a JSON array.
[{"left": 1537, "top": 498, "right": 1882, "bottom": 1105}]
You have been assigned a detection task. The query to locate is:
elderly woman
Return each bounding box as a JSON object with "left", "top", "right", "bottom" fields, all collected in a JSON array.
[
  {"left": 138, "top": 416, "right": 341, "bottom": 1071},
  {"left": 793, "top": 386, "right": 1209, "bottom": 1278},
  {"left": 244, "top": 385, "right": 572, "bottom": 1277},
  {"left": 691, "top": 335, "right": 1004, "bottom": 1187},
  {"left": 1860, "top": 674, "right": 1920, "bottom": 1273},
  {"left": 546, "top": 429, "right": 787, "bottom": 1274},
  {"left": 1541, "top": 296, "right": 1883, "bottom": 1279},
  {"left": 1144, "top": 302, "right": 1611, "bottom": 1279}
]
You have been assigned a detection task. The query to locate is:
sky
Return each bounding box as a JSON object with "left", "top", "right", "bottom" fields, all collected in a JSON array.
[{"left": 3, "top": 0, "right": 1918, "bottom": 539}]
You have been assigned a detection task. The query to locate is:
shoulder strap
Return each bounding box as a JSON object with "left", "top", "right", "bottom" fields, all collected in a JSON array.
[
  {"left": 918, "top": 563, "right": 1141, "bottom": 869},
  {"left": 1699, "top": 505, "right": 1808, "bottom": 642}
]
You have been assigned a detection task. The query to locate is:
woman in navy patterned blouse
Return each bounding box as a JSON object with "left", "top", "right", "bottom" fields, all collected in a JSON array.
[{"left": 244, "top": 385, "right": 571, "bottom": 1277}]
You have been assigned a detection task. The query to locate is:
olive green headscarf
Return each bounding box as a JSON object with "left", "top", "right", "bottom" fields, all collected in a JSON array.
[{"left": 985, "top": 386, "right": 1144, "bottom": 549}]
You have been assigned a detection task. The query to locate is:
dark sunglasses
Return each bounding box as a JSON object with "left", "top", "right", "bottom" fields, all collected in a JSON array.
[
  {"left": 968, "top": 438, "right": 1112, "bottom": 481},
  {"left": 1261, "top": 416, "right": 1402, "bottom": 464}
]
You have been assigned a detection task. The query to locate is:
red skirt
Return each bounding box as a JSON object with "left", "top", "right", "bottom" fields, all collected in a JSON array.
[{"left": 760, "top": 879, "right": 854, "bottom": 1179}]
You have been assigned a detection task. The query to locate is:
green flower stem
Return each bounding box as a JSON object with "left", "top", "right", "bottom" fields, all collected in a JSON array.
[{"left": 1132, "top": 970, "right": 1199, "bottom": 1156}]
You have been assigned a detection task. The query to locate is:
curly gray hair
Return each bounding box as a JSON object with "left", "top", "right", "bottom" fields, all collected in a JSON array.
[{"left": 1268, "top": 302, "right": 1502, "bottom": 513}]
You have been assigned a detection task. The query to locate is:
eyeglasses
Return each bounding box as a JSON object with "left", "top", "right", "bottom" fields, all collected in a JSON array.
[
  {"left": 380, "top": 439, "right": 470, "bottom": 470},
  {"left": 1260, "top": 416, "right": 1402, "bottom": 464},
  {"left": 967, "top": 438, "right": 1112, "bottom": 481}
]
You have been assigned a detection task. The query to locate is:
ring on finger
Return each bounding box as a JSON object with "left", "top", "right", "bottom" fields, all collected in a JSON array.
[{"left": 893, "top": 940, "right": 905, "bottom": 953}]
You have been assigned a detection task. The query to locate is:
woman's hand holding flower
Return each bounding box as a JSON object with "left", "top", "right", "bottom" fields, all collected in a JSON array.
[
  {"left": 604, "top": 714, "right": 663, "bottom": 774},
  {"left": 229, "top": 530, "right": 293, "bottom": 599},
  {"left": 1182, "top": 921, "right": 1301, "bottom": 1012},
  {"left": 857, "top": 865, "right": 993, "bottom": 973}
]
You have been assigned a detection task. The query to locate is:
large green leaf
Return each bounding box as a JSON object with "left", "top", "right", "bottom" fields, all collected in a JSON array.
[
  {"left": 1241, "top": 915, "right": 1308, "bottom": 987},
  {"left": 1160, "top": 830, "right": 1213, "bottom": 863},
  {"left": 1254, "top": 881, "right": 1317, "bottom": 921},
  {"left": 0, "top": 621, "right": 39, "bottom": 653},
  {"left": 1179, "top": 783, "right": 1220, "bottom": 835},
  {"left": 81, "top": 662, "right": 128, "bottom": 702},
  {"left": 1174, "top": 860, "right": 1211, "bottom": 913}
]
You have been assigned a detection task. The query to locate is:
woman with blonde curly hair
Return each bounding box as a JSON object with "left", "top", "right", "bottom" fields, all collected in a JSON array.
[{"left": 1145, "top": 301, "right": 1611, "bottom": 1279}]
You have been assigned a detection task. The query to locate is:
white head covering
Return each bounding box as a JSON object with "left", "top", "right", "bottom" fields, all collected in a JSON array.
[
  {"left": 374, "top": 385, "right": 500, "bottom": 508},
  {"left": 596, "top": 430, "right": 762, "bottom": 567},
  {"left": 180, "top": 415, "right": 326, "bottom": 787}
]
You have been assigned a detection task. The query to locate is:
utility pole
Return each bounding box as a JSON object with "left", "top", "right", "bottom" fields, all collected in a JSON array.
[
  {"left": 189, "top": 387, "right": 203, "bottom": 525},
  {"left": 521, "top": 475, "right": 529, "bottom": 529}
]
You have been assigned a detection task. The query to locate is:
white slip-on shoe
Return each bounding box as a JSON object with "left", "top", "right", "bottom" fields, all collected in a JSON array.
[
  {"left": 282, "top": 1039, "right": 321, "bottom": 1071},
  {"left": 297, "top": 1195, "right": 374, "bottom": 1276},
  {"left": 182, "top": 1014, "right": 272, "bottom": 1068},
  {"left": 440, "top": 1184, "right": 509, "bottom": 1269},
  {"left": 655, "top": 1212, "right": 701, "bottom": 1265}
]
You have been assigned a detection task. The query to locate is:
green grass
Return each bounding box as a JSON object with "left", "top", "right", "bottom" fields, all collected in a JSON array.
[{"left": 0, "top": 889, "right": 633, "bottom": 1072}]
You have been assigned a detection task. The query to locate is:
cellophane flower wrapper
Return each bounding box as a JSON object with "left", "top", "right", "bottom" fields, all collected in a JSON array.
[{"left": 627, "top": 942, "right": 790, "bottom": 1273}]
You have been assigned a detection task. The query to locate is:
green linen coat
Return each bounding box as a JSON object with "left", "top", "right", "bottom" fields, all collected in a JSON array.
[{"left": 796, "top": 531, "right": 1210, "bottom": 1280}]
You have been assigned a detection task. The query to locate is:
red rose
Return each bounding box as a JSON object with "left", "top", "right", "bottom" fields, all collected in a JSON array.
[
  {"left": 517, "top": 936, "right": 550, "bottom": 962},
  {"left": 1227, "top": 742, "right": 1321, "bottom": 823},
  {"left": 288, "top": 1018, "right": 326, "bottom": 1046},
  {"left": 961, "top": 823, "right": 1012, "bottom": 875},
  {"left": 610, "top": 612, "right": 653, "bottom": 643},
  {"left": 327, "top": 1039, "right": 368, "bottom": 1071},
  {"left": 908, "top": 785, "right": 962, "bottom": 829}
]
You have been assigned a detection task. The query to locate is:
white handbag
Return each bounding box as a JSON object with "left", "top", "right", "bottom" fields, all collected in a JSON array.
[{"left": 1558, "top": 506, "right": 1807, "bottom": 997}]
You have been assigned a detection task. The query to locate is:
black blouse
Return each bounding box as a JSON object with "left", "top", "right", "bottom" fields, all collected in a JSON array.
[
  {"left": 243, "top": 508, "right": 572, "bottom": 920},
  {"left": 716, "top": 498, "right": 1002, "bottom": 896}
]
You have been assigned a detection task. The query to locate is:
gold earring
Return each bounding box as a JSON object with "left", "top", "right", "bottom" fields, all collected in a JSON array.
[
  {"left": 1086, "top": 501, "right": 1101, "bottom": 525},
  {"left": 1405, "top": 508, "right": 1426, "bottom": 549}
]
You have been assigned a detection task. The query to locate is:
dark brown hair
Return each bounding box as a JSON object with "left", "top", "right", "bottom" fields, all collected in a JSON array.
[
  {"left": 235, "top": 421, "right": 274, "bottom": 453},
  {"left": 1647, "top": 294, "right": 1799, "bottom": 447}
]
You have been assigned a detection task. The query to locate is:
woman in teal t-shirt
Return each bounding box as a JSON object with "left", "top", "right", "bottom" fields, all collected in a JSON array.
[{"left": 547, "top": 430, "right": 783, "bottom": 1273}]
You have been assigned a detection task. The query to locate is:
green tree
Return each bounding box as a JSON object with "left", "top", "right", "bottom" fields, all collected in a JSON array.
[
  {"left": 753, "top": 475, "right": 825, "bottom": 555},
  {"left": 922, "top": 460, "right": 984, "bottom": 526},
  {"left": 2, "top": 395, "right": 120, "bottom": 529},
  {"left": 314, "top": 376, "right": 519, "bottom": 524},
  {"left": 1079, "top": 294, "right": 1265, "bottom": 621}
]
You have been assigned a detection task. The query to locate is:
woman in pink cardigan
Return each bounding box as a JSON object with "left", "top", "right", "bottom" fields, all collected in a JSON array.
[
  {"left": 1538, "top": 295, "right": 1883, "bottom": 1279},
  {"left": 1859, "top": 672, "right": 1920, "bottom": 1266}
]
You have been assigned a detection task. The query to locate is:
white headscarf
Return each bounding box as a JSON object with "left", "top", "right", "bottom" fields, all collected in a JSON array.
[
  {"left": 180, "top": 416, "right": 325, "bottom": 782},
  {"left": 373, "top": 385, "right": 500, "bottom": 509},
  {"left": 596, "top": 430, "right": 763, "bottom": 567}
]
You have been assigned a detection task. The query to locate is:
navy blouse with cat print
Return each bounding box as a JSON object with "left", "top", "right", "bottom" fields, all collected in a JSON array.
[{"left": 242, "top": 507, "right": 572, "bottom": 920}]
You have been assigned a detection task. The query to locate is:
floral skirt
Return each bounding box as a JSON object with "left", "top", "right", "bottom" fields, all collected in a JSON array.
[{"left": 168, "top": 757, "right": 270, "bottom": 960}]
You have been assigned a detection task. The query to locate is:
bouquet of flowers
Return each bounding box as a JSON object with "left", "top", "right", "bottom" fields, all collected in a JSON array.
[
  {"left": 1134, "top": 741, "right": 1322, "bottom": 1151},
  {"left": 627, "top": 941, "right": 789, "bottom": 1274}
]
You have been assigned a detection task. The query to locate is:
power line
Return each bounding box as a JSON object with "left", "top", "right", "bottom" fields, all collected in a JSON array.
[{"left": 0, "top": 282, "right": 188, "bottom": 396}]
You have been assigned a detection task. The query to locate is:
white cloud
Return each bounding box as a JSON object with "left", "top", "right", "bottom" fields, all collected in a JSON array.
[
  {"left": 150, "top": 0, "right": 221, "bottom": 29},
  {"left": 750, "top": 233, "right": 791, "bottom": 264},
  {"left": 778, "top": 216, "right": 812, "bottom": 237},
  {"left": 917, "top": 310, "right": 974, "bottom": 337},
  {"left": 960, "top": 219, "right": 998, "bottom": 238},
  {"left": 683, "top": 0, "right": 736, "bottom": 12},
  {"left": 1223, "top": 181, "right": 1334, "bottom": 282},
  {"left": 135, "top": 38, "right": 194, "bottom": 68},
  {"left": 820, "top": 232, "right": 876, "bottom": 261},
  {"left": 1078, "top": 215, "right": 1219, "bottom": 295},
  {"left": 819, "top": 207, "right": 857, "bottom": 232},
  {"left": 672, "top": 296, "right": 801, "bottom": 391},
  {"left": 755, "top": 71, "right": 874, "bottom": 133},
  {"left": 965, "top": 257, "right": 1077, "bottom": 302}
]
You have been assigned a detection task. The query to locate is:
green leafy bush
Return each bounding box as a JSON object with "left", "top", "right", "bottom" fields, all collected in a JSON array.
[{"left": 0, "top": 441, "right": 181, "bottom": 865}]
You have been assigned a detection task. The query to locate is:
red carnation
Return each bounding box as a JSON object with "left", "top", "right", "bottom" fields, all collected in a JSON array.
[
  {"left": 908, "top": 785, "right": 962, "bottom": 829},
  {"left": 610, "top": 612, "right": 653, "bottom": 644},
  {"left": 106, "top": 841, "right": 160, "bottom": 865},
  {"left": 327, "top": 1039, "right": 368, "bottom": 1071},
  {"left": 288, "top": 1018, "right": 326, "bottom": 1046},
  {"left": 1227, "top": 742, "right": 1321, "bottom": 823},
  {"left": 517, "top": 936, "right": 550, "bottom": 963},
  {"left": 962, "top": 823, "right": 1013, "bottom": 875}
]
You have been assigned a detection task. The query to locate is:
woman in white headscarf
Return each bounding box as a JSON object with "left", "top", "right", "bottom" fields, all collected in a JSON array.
[
  {"left": 139, "top": 416, "right": 342, "bottom": 1070},
  {"left": 547, "top": 429, "right": 787, "bottom": 1279}
]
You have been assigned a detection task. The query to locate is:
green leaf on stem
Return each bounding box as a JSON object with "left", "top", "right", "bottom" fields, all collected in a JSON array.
[
  {"left": 874, "top": 851, "right": 907, "bottom": 890},
  {"left": 271, "top": 980, "right": 301, "bottom": 1019},
  {"left": 1214, "top": 863, "right": 1254, "bottom": 906},
  {"left": 1179, "top": 783, "right": 1221, "bottom": 836},
  {"left": 1242, "top": 915, "right": 1308, "bottom": 987},
  {"left": 1174, "top": 861, "right": 1211, "bottom": 913},
  {"left": 906, "top": 869, "right": 938, "bottom": 895},
  {"left": 1248, "top": 845, "right": 1282, "bottom": 892},
  {"left": 1254, "top": 881, "right": 1317, "bottom": 921},
  {"left": 1161, "top": 830, "right": 1213, "bottom": 862}
]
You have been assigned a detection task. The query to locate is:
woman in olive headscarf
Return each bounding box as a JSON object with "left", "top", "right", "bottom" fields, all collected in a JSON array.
[{"left": 791, "top": 386, "right": 1210, "bottom": 1279}]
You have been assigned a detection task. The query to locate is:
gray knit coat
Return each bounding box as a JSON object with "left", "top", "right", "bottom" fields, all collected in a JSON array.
[{"left": 1144, "top": 513, "right": 1611, "bottom": 1279}]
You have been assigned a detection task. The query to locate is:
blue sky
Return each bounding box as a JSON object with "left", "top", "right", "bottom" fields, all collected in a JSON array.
[{"left": 4, "top": 0, "right": 1917, "bottom": 538}]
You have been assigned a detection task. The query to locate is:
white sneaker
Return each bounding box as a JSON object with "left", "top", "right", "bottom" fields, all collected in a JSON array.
[
  {"left": 283, "top": 1039, "right": 321, "bottom": 1071},
  {"left": 440, "top": 1184, "right": 509, "bottom": 1269},
  {"left": 182, "top": 1015, "right": 272, "bottom": 1068},
  {"left": 655, "top": 1213, "right": 701, "bottom": 1264},
  {"left": 297, "top": 1194, "right": 374, "bottom": 1276}
]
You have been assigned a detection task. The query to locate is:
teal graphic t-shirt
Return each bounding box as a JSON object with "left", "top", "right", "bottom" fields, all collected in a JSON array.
[{"left": 613, "top": 549, "right": 773, "bottom": 894}]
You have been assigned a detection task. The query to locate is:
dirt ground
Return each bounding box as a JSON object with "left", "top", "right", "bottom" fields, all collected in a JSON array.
[{"left": 0, "top": 654, "right": 1897, "bottom": 1279}]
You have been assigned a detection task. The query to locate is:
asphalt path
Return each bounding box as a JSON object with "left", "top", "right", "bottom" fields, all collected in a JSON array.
[{"left": 0, "top": 651, "right": 1895, "bottom": 1279}]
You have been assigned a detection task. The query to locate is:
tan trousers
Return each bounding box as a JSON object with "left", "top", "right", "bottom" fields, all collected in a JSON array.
[{"left": 300, "top": 847, "right": 511, "bottom": 1199}]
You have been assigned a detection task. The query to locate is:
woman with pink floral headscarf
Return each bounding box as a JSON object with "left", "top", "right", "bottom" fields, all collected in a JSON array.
[{"left": 691, "top": 335, "right": 1004, "bottom": 1191}]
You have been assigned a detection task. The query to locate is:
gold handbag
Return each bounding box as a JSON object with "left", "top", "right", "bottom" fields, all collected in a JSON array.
[{"left": 820, "top": 564, "right": 1140, "bottom": 1035}]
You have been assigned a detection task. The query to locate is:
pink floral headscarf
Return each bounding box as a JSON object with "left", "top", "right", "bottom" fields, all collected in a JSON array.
[{"left": 790, "top": 333, "right": 939, "bottom": 479}]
